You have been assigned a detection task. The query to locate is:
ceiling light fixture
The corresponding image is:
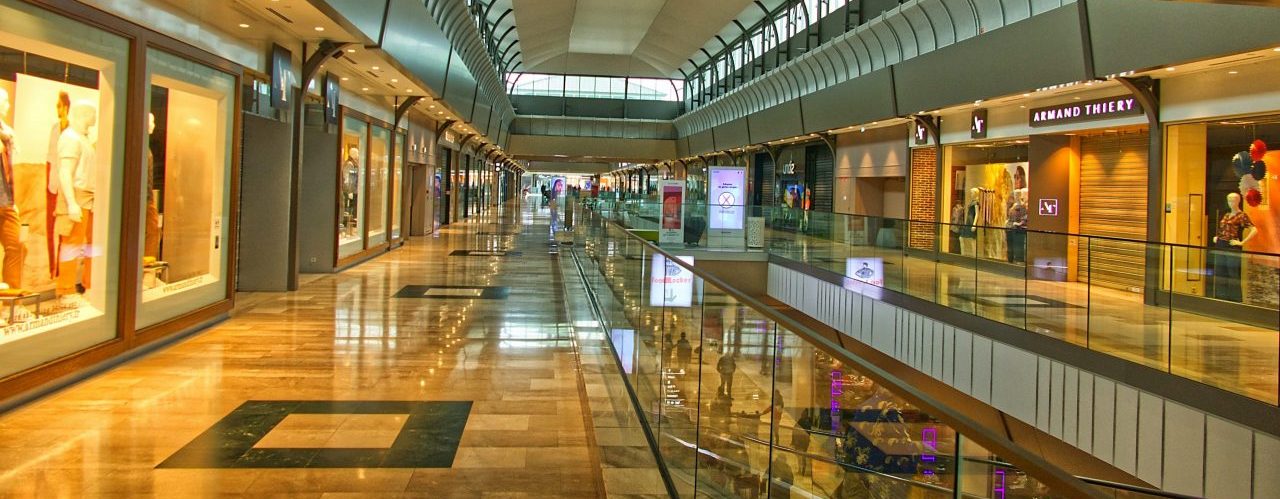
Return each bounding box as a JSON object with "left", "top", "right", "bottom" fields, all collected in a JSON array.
[
  {"left": 1166, "top": 67, "right": 1176, "bottom": 72},
  {"left": 238, "top": 23, "right": 250, "bottom": 28},
  {"left": 341, "top": 77, "right": 348, "bottom": 81},
  {"left": 391, "top": 78, "right": 398, "bottom": 83},
  {"left": 372, "top": 66, "right": 380, "bottom": 71},
  {"left": 346, "top": 49, "right": 356, "bottom": 53},
  {"left": 1229, "top": 70, "right": 1239, "bottom": 75},
  {"left": 361, "top": 87, "right": 369, "bottom": 91},
  {"left": 314, "top": 26, "right": 325, "bottom": 32}
]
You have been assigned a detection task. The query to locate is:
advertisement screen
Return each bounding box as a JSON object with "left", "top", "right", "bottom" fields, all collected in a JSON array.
[
  {"left": 845, "top": 258, "right": 885, "bottom": 287},
  {"left": 649, "top": 254, "right": 695, "bottom": 308},
  {"left": 323, "top": 72, "right": 340, "bottom": 124},
  {"left": 708, "top": 167, "right": 745, "bottom": 230},
  {"left": 270, "top": 44, "right": 292, "bottom": 110},
  {"left": 661, "top": 184, "right": 682, "bottom": 229}
]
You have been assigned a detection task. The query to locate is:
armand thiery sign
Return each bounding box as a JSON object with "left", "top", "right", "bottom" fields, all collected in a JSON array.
[{"left": 1029, "top": 95, "right": 1141, "bottom": 127}]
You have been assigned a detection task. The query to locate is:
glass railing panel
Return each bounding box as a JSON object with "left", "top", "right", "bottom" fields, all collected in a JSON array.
[
  {"left": 656, "top": 258, "right": 703, "bottom": 497},
  {"left": 1170, "top": 247, "right": 1280, "bottom": 404},
  {"left": 1025, "top": 231, "right": 1088, "bottom": 346},
  {"left": 693, "top": 293, "right": 776, "bottom": 496},
  {"left": 958, "top": 438, "right": 1066, "bottom": 499},
  {"left": 970, "top": 227, "right": 1029, "bottom": 330},
  {"left": 1082, "top": 238, "right": 1170, "bottom": 372}
]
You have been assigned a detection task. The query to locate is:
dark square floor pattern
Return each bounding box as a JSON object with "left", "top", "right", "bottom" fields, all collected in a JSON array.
[{"left": 158, "top": 401, "right": 472, "bottom": 469}]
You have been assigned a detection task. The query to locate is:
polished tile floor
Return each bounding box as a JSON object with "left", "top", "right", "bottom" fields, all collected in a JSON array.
[{"left": 0, "top": 203, "right": 658, "bottom": 498}]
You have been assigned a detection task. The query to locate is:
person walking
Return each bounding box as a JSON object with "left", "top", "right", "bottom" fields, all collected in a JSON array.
[
  {"left": 716, "top": 351, "right": 737, "bottom": 397},
  {"left": 675, "top": 332, "right": 692, "bottom": 371}
]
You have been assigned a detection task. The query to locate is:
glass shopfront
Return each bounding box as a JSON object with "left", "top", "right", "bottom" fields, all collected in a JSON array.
[
  {"left": 392, "top": 130, "right": 405, "bottom": 241},
  {"left": 939, "top": 142, "right": 1030, "bottom": 261},
  {"left": 136, "top": 49, "right": 235, "bottom": 328},
  {"left": 1164, "top": 116, "right": 1280, "bottom": 309},
  {"left": 0, "top": 1, "right": 127, "bottom": 377},
  {"left": 366, "top": 125, "right": 390, "bottom": 245},
  {"left": 338, "top": 114, "right": 368, "bottom": 258}
]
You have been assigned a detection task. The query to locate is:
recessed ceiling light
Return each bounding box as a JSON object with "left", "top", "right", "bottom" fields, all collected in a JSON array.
[
  {"left": 1229, "top": 70, "right": 1239, "bottom": 75},
  {"left": 372, "top": 66, "right": 380, "bottom": 71},
  {"left": 391, "top": 78, "right": 398, "bottom": 83},
  {"left": 406, "top": 89, "right": 413, "bottom": 93},
  {"left": 1166, "top": 67, "right": 1176, "bottom": 71},
  {"left": 341, "top": 77, "right": 349, "bottom": 81},
  {"left": 238, "top": 23, "right": 250, "bottom": 28},
  {"left": 1022, "top": 93, "right": 1030, "bottom": 97},
  {"left": 1073, "top": 97, "right": 1080, "bottom": 100},
  {"left": 346, "top": 49, "right": 356, "bottom": 53},
  {"left": 361, "top": 87, "right": 369, "bottom": 91},
  {"left": 429, "top": 105, "right": 435, "bottom": 109},
  {"left": 1274, "top": 47, "right": 1280, "bottom": 52},
  {"left": 314, "top": 26, "right": 325, "bottom": 32}
]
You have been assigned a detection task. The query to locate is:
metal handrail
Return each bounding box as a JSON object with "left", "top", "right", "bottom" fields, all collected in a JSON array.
[{"left": 607, "top": 199, "right": 1280, "bottom": 258}]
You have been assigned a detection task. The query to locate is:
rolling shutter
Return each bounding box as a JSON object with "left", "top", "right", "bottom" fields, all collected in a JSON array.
[
  {"left": 807, "top": 145, "right": 834, "bottom": 212},
  {"left": 1077, "top": 132, "right": 1149, "bottom": 293}
]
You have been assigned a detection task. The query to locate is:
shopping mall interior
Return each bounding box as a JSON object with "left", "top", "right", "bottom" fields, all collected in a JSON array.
[{"left": 1, "top": 0, "right": 1279, "bottom": 497}]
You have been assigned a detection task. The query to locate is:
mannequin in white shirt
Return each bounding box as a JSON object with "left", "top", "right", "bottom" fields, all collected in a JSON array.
[{"left": 54, "top": 101, "right": 97, "bottom": 307}]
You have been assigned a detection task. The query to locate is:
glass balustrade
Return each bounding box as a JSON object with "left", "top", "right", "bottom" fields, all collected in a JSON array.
[{"left": 587, "top": 199, "right": 1280, "bottom": 406}]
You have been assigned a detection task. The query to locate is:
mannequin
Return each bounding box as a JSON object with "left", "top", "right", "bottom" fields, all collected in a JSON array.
[
  {"left": 1006, "top": 189, "right": 1028, "bottom": 264},
  {"left": 1211, "top": 192, "right": 1256, "bottom": 302},
  {"left": 46, "top": 92, "right": 69, "bottom": 279},
  {"left": 144, "top": 113, "right": 161, "bottom": 259},
  {"left": 959, "top": 187, "right": 980, "bottom": 257},
  {"left": 948, "top": 202, "right": 964, "bottom": 254},
  {"left": 55, "top": 100, "right": 97, "bottom": 308},
  {"left": 0, "top": 89, "right": 26, "bottom": 290},
  {"left": 341, "top": 146, "right": 359, "bottom": 236}
]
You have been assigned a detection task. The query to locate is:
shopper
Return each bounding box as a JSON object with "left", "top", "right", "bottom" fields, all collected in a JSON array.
[
  {"left": 675, "top": 332, "right": 692, "bottom": 371},
  {"left": 716, "top": 351, "right": 737, "bottom": 397}
]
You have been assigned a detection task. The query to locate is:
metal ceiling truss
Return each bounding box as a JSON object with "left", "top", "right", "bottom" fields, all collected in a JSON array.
[{"left": 676, "top": 0, "right": 1076, "bottom": 137}]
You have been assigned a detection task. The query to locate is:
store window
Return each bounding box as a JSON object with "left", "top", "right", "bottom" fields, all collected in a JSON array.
[
  {"left": 0, "top": 0, "right": 128, "bottom": 377},
  {"left": 338, "top": 115, "right": 367, "bottom": 258},
  {"left": 1165, "top": 118, "right": 1280, "bottom": 308},
  {"left": 136, "top": 48, "right": 235, "bottom": 327},
  {"left": 366, "top": 125, "right": 390, "bottom": 245},
  {"left": 392, "top": 130, "right": 405, "bottom": 240},
  {"left": 940, "top": 142, "right": 1030, "bottom": 261}
]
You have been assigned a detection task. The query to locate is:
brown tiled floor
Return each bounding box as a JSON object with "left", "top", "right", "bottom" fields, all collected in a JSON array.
[{"left": 0, "top": 203, "right": 642, "bottom": 497}]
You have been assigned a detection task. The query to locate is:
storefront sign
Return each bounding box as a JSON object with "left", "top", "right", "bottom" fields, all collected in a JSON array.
[
  {"left": 323, "top": 72, "right": 340, "bottom": 124},
  {"left": 270, "top": 44, "right": 292, "bottom": 110},
  {"left": 914, "top": 122, "right": 929, "bottom": 145},
  {"left": 649, "top": 255, "right": 695, "bottom": 308},
  {"left": 1038, "top": 198, "right": 1059, "bottom": 216},
  {"left": 971, "top": 109, "right": 987, "bottom": 139},
  {"left": 708, "top": 167, "right": 746, "bottom": 231},
  {"left": 1029, "top": 95, "right": 1141, "bottom": 127},
  {"left": 658, "top": 180, "right": 684, "bottom": 244}
]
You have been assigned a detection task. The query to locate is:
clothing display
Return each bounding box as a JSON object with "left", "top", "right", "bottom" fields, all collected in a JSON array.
[
  {"left": 1006, "top": 197, "right": 1028, "bottom": 264},
  {"left": 1212, "top": 210, "right": 1253, "bottom": 303},
  {"left": 54, "top": 102, "right": 98, "bottom": 300},
  {"left": 0, "top": 110, "right": 23, "bottom": 288}
]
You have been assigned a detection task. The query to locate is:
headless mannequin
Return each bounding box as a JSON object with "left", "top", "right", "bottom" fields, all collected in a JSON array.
[
  {"left": 55, "top": 101, "right": 97, "bottom": 305},
  {"left": 342, "top": 147, "right": 359, "bottom": 235},
  {"left": 0, "top": 89, "right": 25, "bottom": 291},
  {"left": 144, "top": 113, "right": 162, "bottom": 260},
  {"left": 959, "top": 187, "right": 980, "bottom": 256},
  {"left": 1211, "top": 192, "right": 1256, "bottom": 302}
]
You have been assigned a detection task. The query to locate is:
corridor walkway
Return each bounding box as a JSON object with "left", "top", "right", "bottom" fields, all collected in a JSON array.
[{"left": 0, "top": 203, "right": 654, "bottom": 497}]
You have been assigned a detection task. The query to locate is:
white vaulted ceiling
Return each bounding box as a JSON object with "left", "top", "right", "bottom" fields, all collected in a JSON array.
[{"left": 485, "top": 0, "right": 768, "bottom": 78}]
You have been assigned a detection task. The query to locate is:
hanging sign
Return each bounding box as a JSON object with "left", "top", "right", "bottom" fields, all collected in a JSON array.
[
  {"left": 323, "top": 72, "right": 340, "bottom": 124},
  {"left": 914, "top": 122, "right": 929, "bottom": 145},
  {"left": 970, "top": 109, "right": 987, "bottom": 139},
  {"left": 1029, "top": 95, "right": 1141, "bottom": 127},
  {"left": 270, "top": 44, "right": 292, "bottom": 110},
  {"left": 659, "top": 180, "right": 684, "bottom": 244}
]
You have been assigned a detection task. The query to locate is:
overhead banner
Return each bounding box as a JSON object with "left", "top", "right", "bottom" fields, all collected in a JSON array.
[
  {"left": 659, "top": 180, "right": 684, "bottom": 245},
  {"left": 649, "top": 254, "right": 695, "bottom": 308}
]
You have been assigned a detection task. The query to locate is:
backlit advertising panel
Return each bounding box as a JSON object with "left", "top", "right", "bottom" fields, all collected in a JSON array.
[
  {"left": 708, "top": 167, "right": 745, "bottom": 230},
  {"left": 649, "top": 254, "right": 695, "bottom": 308}
]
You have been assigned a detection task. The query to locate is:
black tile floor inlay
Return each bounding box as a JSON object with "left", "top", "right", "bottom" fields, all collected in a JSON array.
[
  {"left": 449, "top": 249, "right": 523, "bottom": 257},
  {"left": 157, "top": 401, "right": 472, "bottom": 469},
  {"left": 393, "top": 285, "right": 510, "bottom": 300}
]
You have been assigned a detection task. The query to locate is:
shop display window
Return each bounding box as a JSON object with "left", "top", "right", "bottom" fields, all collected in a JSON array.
[
  {"left": 941, "top": 143, "right": 1029, "bottom": 262},
  {"left": 1164, "top": 117, "right": 1280, "bottom": 308},
  {"left": 338, "top": 115, "right": 367, "bottom": 258},
  {"left": 0, "top": 0, "right": 128, "bottom": 377},
  {"left": 135, "top": 49, "right": 235, "bottom": 328},
  {"left": 366, "top": 125, "right": 390, "bottom": 244},
  {"left": 392, "top": 131, "right": 405, "bottom": 240}
]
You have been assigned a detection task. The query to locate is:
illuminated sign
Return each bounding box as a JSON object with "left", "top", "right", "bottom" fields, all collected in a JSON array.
[
  {"left": 845, "top": 258, "right": 884, "bottom": 287},
  {"left": 649, "top": 255, "right": 695, "bottom": 308},
  {"left": 1029, "top": 95, "right": 1141, "bottom": 127},
  {"left": 708, "top": 167, "right": 745, "bottom": 231},
  {"left": 1038, "top": 198, "right": 1059, "bottom": 216},
  {"left": 659, "top": 180, "right": 684, "bottom": 245},
  {"left": 970, "top": 109, "right": 987, "bottom": 139},
  {"left": 914, "top": 122, "right": 929, "bottom": 145}
]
